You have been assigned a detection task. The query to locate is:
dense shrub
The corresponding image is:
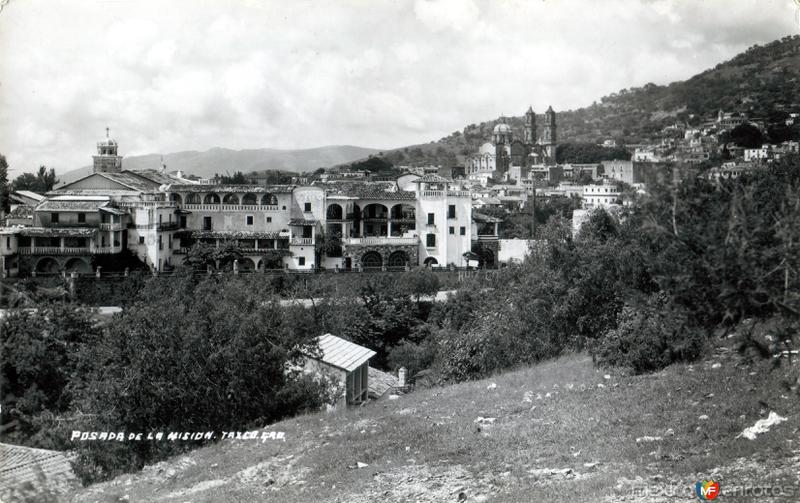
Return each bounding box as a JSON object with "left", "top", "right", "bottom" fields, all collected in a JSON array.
[{"left": 594, "top": 295, "right": 707, "bottom": 373}]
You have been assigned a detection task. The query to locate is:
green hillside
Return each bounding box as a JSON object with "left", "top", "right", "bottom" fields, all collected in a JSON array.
[
  {"left": 68, "top": 350, "right": 799, "bottom": 502},
  {"left": 369, "top": 34, "right": 800, "bottom": 169}
]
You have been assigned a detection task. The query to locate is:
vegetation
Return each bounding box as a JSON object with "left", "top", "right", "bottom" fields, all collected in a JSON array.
[{"left": 10, "top": 166, "right": 59, "bottom": 193}]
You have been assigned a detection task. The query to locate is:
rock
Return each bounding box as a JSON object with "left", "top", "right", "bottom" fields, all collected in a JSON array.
[
  {"left": 635, "top": 436, "right": 663, "bottom": 443},
  {"left": 583, "top": 462, "right": 599, "bottom": 469},
  {"left": 699, "top": 415, "right": 709, "bottom": 421},
  {"left": 523, "top": 391, "right": 533, "bottom": 403},
  {"left": 711, "top": 362, "right": 721, "bottom": 369},
  {"left": 738, "top": 411, "right": 788, "bottom": 440},
  {"left": 603, "top": 374, "right": 611, "bottom": 380},
  {"left": 545, "top": 392, "right": 551, "bottom": 398},
  {"left": 474, "top": 416, "right": 497, "bottom": 425},
  {"left": 487, "top": 383, "right": 497, "bottom": 390},
  {"left": 665, "top": 428, "right": 675, "bottom": 436},
  {"left": 388, "top": 394, "right": 400, "bottom": 400},
  {"left": 597, "top": 383, "right": 606, "bottom": 388},
  {"left": 458, "top": 492, "right": 467, "bottom": 502},
  {"left": 357, "top": 462, "right": 369, "bottom": 469}
]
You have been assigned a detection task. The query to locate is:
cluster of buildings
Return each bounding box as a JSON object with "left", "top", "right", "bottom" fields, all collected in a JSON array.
[{"left": 0, "top": 133, "right": 510, "bottom": 277}]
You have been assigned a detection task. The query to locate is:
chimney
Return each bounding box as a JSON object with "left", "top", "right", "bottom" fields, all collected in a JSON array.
[{"left": 398, "top": 367, "right": 407, "bottom": 387}]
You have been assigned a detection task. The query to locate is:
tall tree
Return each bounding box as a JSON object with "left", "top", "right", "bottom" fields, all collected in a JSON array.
[
  {"left": 0, "top": 154, "right": 9, "bottom": 213},
  {"left": 11, "top": 165, "right": 59, "bottom": 193}
]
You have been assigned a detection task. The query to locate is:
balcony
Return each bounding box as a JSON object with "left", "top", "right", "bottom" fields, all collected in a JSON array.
[
  {"left": 447, "top": 190, "right": 470, "bottom": 198},
  {"left": 421, "top": 190, "right": 444, "bottom": 198},
  {"left": 290, "top": 237, "right": 314, "bottom": 246},
  {"left": 99, "top": 222, "right": 125, "bottom": 231},
  {"left": 180, "top": 204, "right": 280, "bottom": 212},
  {"left": 157, "top": 222, "right": 181, "bottom": 231},
  {"left": 344, "top": 236, "right": 419, "bottom": 246},
  {"left": 18, "top": 246, "right": 92, "bottom": 255}
]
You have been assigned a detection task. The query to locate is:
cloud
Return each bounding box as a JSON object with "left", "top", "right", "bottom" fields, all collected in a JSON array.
[{"left": 0, "top": 0, "right": 796, "bottom": 174}]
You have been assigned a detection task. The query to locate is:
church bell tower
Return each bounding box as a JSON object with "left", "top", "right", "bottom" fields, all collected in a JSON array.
[{"left": 92, "top": 127, "right": 122, "bottom": 174}]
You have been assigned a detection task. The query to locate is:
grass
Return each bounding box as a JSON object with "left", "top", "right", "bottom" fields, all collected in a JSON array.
[{"left": 69, "top": 346, "right": 800, "bottom": 502}]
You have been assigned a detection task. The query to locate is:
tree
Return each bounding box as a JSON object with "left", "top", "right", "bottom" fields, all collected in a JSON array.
[
  {"left": 11, "top": 166, "right": 59, "bottom": 193},
  {"left": 0, "top": 154, "right": 8, "bottom": 213},
  {"left": 729, "top": 123, "right": 765, "bottom": 148}
]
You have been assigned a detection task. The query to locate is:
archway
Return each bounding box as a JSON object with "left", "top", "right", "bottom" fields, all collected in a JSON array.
[
  {"left": 481, "top": 249, "right": 495, "bottom": 269},
  {"left": 64, "top": 258, "right": 91, "bottom": 274},
  {"left": 261, "top": 194, "right": 278, "bottom": 206},
  {"left": 35, "top": 257, "right": 60, "bottom": 274},
  {"left": 423, "top": 257, "right": 438, "bottom": 267},
  {"left": 326, "top": 203, "right": 343, "bottom": 220},
  {"left": 242, "top": 193, "right": 258, "bottom": 205},
  {"left": 170, "top": 193, "right": 182, "bottom": 205},
  {"left": 223, "top": 194, "right": 240, "bottom": 205},
  {"left": 238, "top": 258, "right": 256, "bottom": 271},
  {"left": 204, "top": 193, "right": 220, "bottom": 204},
  {"left": 362, "top": 203, "right": 389, "bottom": 237},
  {"left": 387, "top": 250, "right": 409, "bottom": 267},
  {"left": 361, "top": 251, "right": 382, "bottom": 269},
  {"left": 186, "top": 193, "right": 201, "bottom": 204}
]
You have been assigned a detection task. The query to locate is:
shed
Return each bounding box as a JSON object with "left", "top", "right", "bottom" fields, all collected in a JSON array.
[{"left": 305, "top": 334, "right": 376, "bottom": 406}]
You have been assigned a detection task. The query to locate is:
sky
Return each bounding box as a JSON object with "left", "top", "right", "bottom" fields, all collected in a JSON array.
[{"left": 0, "top": 0, "right": 798, "bottom": 175}]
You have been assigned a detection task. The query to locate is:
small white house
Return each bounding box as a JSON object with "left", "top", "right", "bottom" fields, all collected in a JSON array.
[{"left": 304, "top": 334, "right": 376, "bottom": 407}]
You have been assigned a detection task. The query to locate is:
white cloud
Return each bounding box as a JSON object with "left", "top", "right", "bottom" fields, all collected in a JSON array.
[{"left": 0, "top": 0, "right": 796, "bottom": 174}]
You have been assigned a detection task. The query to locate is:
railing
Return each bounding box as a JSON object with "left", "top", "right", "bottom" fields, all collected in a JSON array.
[
  {"left": 157, "top": 222, "right": 181, "bottom": 231},
  {"left": 447, "top": 191, "right": 470, "bottom": 198},
  {"left": 99, "top": 223, "right": 125, "bottom": 231},
  {"left": 343, "top": 237, "right": 419, "bottom": 246},
  {"left": 290, "top": 237, "right": 314, "bottom": 245},
  {"left": 18, "top": 246, "right": 92, "bottom": 255},
  {"left": 116, "top": 201, "right": 174, "bottom": 208},
  {"left": 421, "top": 191, "right": 444, "bottom": 198},
  {"left": 94, "top": 246, "right": 123, "bottom": 254},
  {"left": 180, "top": 204, "right": 280, "bottom": 212},
  {"left": 477, "top": 234, "right": 499, "bottom": 240}
]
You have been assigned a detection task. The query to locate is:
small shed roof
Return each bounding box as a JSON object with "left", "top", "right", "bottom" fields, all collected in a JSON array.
[
  {"left": 0, "top": 443, "right": 79, "bottom": 499},
  {"left": 314, "top": 334, "right": 375, "bottom": 372}
]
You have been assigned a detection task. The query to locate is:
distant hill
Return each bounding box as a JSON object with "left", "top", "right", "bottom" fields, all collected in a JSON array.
[
  {"left": 360, "top": 34, "right": 800, "bottom": 169},
  {"left": 58, "top": 145, "right": 383, "bottom": 184}
]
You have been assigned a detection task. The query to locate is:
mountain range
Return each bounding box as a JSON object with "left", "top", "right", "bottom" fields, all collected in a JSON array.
[{"left": 58, "top": 145, "right": 383, "bottom": 184}]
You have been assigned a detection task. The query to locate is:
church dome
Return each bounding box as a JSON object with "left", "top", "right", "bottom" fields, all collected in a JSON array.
[
  {"left": 493, "top": 123, "right": 512, "bottom": 134},
  {"left": 98, "top": 137, "right": 117, "bottom": 146}
]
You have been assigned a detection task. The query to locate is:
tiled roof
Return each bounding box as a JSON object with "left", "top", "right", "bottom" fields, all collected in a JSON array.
[
  {"left": 19, "top": 227, "right": 97, "bottom": 237},
  {"left": 190, "top": 230, "right": 288, "bottom": 240},
  {"left": 320, "top": 181, "right": 416, "bottom": 201},
  {"left": 10, "top": 191, "right": 46, "bottom": 202},
  {"left": 129, "top": 169, "right": 192, "bottom": 185},
  {"left": 414, "top": 174, "right": 453, "bottom": 184},
  {"left": 164, "top": 184, "right": 295, "bottom": 194},
  {"left": 472, "top": 212, "right": 503, "bottom": 224},
  {"left": 99, "top": 171, "right": 161, "bottom": 191},
  {"left": 368, "top": 366, "right": 399, "bottom": 399},
  {"left": 36, "top": 200, "right": 108, "bottom": 212},
  {"left": 313, "top": 334, "right": 375, "bottom": 372},
  {"left": 0, "top": 443, "right": 79, "bottom": 500}
]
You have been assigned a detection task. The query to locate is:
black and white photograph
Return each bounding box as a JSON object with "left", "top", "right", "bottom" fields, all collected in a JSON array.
[{"left": 1, "top": 0, "right": 799, "bottom": 501}]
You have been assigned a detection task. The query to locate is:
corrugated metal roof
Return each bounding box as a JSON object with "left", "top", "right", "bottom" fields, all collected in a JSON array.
[
  {"left": 314, "top": 334, "right": 375, "bottom": 372},
  {"left": 0, "top": 443, "right": 79, "bottom": 499}
]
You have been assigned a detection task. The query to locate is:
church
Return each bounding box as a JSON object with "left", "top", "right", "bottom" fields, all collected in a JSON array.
[{"left": 466, "top": 106, "right": 557, "bottom": 186}]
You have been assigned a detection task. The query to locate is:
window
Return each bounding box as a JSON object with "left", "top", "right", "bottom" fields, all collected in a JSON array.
[
  {"left": 282, "top": 206, "right": 287, "bottom": 210},
  {"left": 449, "top": 226, "right": 454, "bottom": 234},
  {"left": 298, "top": 257, "right": 306, "bottom": 266},
  {"left": 448, "top": 205, "right": 456, "bottom": 219},
  {"left": 266, "top": 216, "right": 272, "bottom": 223},
  {"left": 158, "top": 236, "right": 163, "bottom": 250},
  {"left": 426, "top": 234, "right": 436, "bottom": 247},
  {"left": 460, "top": 227, "right": 466, "bottom": 235},
  {"left": 246, "top": 215, "right": 254, "bottom": 226},
  {"left": 304, "top": 202, "right": 312, "bottom": 212},
  {"left": 427, "top": 213, "right": 435, "bottom": 225},
  {"left": 138, "top": 236, "right": 145, "bottom": 245},
  {"left": 51, "top": 213, "right": 59, "bottom": 223},
  {"left": 203, "top": 216, "right": 212, "bottom": 231},
  {"left": 78, "top": 213, "right": 86, "bottom": 223}
]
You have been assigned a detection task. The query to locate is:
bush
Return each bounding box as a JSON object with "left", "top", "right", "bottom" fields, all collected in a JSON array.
[{"left": 594, "top": 295, "right": 707, "bottom": 373}]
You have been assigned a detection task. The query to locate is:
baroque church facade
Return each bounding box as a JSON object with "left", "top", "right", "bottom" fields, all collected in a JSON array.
[{"left": 466, "top": 106, "right": 558, "bottom": 185}]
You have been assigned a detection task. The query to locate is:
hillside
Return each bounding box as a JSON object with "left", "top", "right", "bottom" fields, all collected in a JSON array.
[
  {"left": 68, "top": 347, "right": 799, "bottom": 502},
  {"left": 366, "top": 34, "right": 800, "bottom": 169},
  {"left": 58, "top": 145, "right": 382, "bottom": 184}
]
